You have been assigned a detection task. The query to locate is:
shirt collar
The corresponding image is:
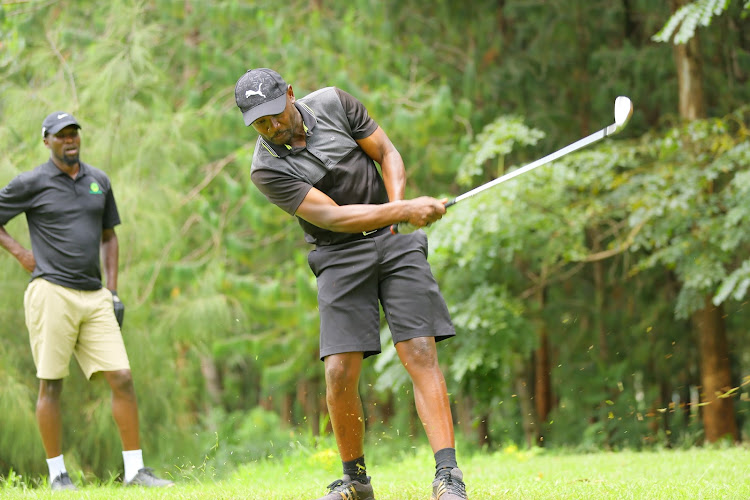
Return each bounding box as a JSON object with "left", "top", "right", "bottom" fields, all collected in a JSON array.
[
  {"left": 260, "top": 101, "right": 318, "bottom": 158},
  {"left": 43, "top": 159, "right": 87, "bottom": 178}
]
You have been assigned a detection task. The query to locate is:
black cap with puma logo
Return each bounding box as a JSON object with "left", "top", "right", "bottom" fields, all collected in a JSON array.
[{"left": 234, "top": 68, "right": 289, "bottom": 126}]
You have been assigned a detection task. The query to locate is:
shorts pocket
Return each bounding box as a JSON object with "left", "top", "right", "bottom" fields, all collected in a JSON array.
[{"left": 307, "top": 249, "right": 320, "bottom": 277}]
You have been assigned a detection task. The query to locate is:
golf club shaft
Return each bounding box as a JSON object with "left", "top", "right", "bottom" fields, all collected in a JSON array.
[{"left": 391, "top": 120, "right": 622, "bottom": 235}]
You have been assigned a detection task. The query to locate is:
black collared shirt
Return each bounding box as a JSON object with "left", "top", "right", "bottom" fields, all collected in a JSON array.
[
  {"left": 0, "top": 159, "right": 121, "bottom": 290},
  {"left": 250, "top": 87, "right": 385, "bottom": 246}
]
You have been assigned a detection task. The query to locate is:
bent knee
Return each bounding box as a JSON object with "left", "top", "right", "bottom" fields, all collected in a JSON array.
[{"left": 399, "top": 337, "right": 439, "bottom": 369}]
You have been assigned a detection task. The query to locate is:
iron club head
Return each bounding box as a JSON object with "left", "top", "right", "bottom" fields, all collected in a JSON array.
[{"left": 614, "top": 96, "right": 633, "bottom": 129}]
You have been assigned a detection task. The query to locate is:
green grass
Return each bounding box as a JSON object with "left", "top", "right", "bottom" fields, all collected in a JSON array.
[{"left": 2, "top": 446, "right": 749, "bottom": 499}]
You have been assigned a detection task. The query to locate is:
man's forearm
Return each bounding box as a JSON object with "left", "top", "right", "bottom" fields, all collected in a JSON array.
[
  {"left": 0, "top": 225, "right": 24, "bottom": 256},
  {"left": 0, "top": 225, "right": 35, "bottom": 272},
  {"left": 296, "top": 190, "right": 445, "bottom": 234},
  {"left": 307, "top": 200, "right": 411, "bottom": 233},
  {"left": 101, "top": 231, "right": 119, "bottom": 291}
]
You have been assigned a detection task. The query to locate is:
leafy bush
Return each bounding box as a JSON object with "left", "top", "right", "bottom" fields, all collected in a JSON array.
[{"left": 196, "top": 408, "right": 297, "bottom": 471}]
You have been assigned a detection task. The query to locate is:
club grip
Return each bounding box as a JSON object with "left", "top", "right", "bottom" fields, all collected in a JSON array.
[
  {"left": 390, "top": 222, "right": 420, "bottom": 234},
  {"left": 390, "top": 198, "right": 456, "bottom": 235}
]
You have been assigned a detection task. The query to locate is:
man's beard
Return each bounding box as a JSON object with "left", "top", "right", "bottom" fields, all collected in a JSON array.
[{"left": 61, "top": 152, "right": 79, "bottom": 165}]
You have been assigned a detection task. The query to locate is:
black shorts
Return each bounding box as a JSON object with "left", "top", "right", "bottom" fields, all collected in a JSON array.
[{"left": 307, "top": 228, "right": 455, "bottom": 360}]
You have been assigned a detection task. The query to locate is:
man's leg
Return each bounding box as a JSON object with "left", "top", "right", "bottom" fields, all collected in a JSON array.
[
  {"left": 36, "top": 379, "right": 64, "bottom": 458},
  {"left": 395, "top": 337, "right": 455, "bottom": 451},
  {"left": 315, "top": 352, "right": 375, "bottom": 499},
  {"left": 101, "top": 369, "right": 174, "bottom": 487},
  {"left": 396, "top": 337, "right": 468, "bottom": 499},
  {"left": 103, "top": 369, "right": 140, "bottom": 450},
  {"left": 324, "top": 352, "right": 365, "bottom": 461},
  {"left": 37, "top": 379, "right": 77, "bottom": 490}
]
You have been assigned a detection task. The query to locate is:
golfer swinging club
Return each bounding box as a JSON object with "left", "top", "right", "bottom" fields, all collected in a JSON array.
[{"left": 234, "top": 68, "right": 468, "bottom": 500}]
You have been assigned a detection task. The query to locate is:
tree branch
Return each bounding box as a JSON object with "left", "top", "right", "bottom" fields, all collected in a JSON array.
[{"left": 581, "top": 219, "right": 647, "bottom": 263}]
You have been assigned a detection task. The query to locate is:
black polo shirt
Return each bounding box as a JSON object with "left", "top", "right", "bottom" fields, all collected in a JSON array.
[
  {"left": 250, "top": 87, "right": 385, "bottom": 246},
  {"left": 0, "top": 160, "right": 121, "bottom": 290}
]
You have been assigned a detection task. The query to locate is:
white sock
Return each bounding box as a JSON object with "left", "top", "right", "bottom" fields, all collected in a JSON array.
[
  {"left": 122, "top": 449, "right": 144, "bottom": 482},
  {"left": 46, "top": 454, "right": 67, "bottom": 480}
]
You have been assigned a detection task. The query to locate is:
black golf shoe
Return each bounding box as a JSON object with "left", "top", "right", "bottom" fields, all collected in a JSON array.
[
  {"left": 315, "top": 474, "right": 375, "bottom": 499},
  {"left": 431, "top": 467, "right": 468, "bottom": 499}
]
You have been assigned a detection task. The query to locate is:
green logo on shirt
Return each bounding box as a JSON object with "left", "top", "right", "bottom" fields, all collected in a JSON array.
[{"left": 89, "top": 182, "right": 102, "bottom": 194}]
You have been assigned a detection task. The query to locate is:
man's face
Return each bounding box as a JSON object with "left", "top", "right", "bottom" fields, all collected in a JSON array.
[
  {"left": 45, "top": 125, "right": 81, "bottom": 166},
  {"left": 251, "top": 90, "right": 296, "bottom": 145}
]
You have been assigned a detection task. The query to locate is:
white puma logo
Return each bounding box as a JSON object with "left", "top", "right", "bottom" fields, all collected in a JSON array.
[{"left": 245, "top": 83, "right": 265, "bottom": 99}]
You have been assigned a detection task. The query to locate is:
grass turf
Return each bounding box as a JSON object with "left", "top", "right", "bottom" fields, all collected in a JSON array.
[{"left": 1, "top": 446, "right": 748, "bottom": 499}]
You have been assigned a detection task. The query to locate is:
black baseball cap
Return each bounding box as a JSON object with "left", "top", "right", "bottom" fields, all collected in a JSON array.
[
  {"left": 234, "top": 68, "right": 289, "bottom": 126},
  {"left": 42, "top": 111, "right": 81, "bottom": 138}
]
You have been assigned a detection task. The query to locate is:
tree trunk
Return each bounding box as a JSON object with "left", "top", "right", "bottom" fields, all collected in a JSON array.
[
  {"left": 200, "top": 354, "right": 223, "bottom": 408},
  {"left": 514, "top": 358, "right": 538, "bottom": 448},
  {"left": 534, "top": 331, "right": 551, "bottom": 442},
  {"left": 478, "top": 415, "right": 491, "bottom": 448},
  {"left": 668, "top": 0, "right": 737, "bottom": 444},
  {"left": 454, "top": 395, "right": 475, "bottom": 444},
  {"left": 691, "top": 297, "right": 738, "bottom": 442},
  {"left": 176, "top": 342, "right": 197, "bottom": 428},
  {"left": 593, "top": 258, "right": 609, "bottom": 362},
  {"left": 297, "top": 377, "right": 320, "bottom": 435},
  {"left": 622, "top": 0, "right": 644, "bottom": 44},
  {"left": 670, "top": 0, "right": 706, "bottom": 120},
  {"left": 281, "top": 392, "right": 294, "bottom": 427},
  {"left": 533, "top": 284, "right": 552, "bottom": 446}
]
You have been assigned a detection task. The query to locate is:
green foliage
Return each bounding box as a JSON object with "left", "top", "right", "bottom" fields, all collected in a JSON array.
[
  {"left": 427, "top": 103, "right": 749, "bottom": 448},
  {"left": 196, "top": 408, "right": 295, "bottom": 469},
  {"left": 0, "top": 366, "right": 43, "bottom": 476},
  {"left": 716, "top": 259, "right": 750, "bottom": 303},
  {"left": 625, "top": 112, "right": 750, "bottom": 317},
  {"left": 653, "top": 0, "right": 735, "bottom": 44},
  {"left": 456, "top": 116, "right": 546, "bottom": 187}
]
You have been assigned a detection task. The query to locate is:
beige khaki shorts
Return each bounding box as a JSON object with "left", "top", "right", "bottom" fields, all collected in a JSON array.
[{"left": 24, "top": 278, "right": 130, "bottom": 380}]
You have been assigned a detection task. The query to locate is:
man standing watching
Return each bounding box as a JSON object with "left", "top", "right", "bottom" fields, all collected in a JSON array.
[
  {"left": 0, "top": 112, "right": 173, "bottom": 490},
  {"left": 235, "top": 68, "right": 468, "bottom": 500}
]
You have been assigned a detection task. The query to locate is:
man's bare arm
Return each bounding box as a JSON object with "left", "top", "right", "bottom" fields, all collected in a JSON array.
[
  {"left": 101, "top": 228, "right": 119, "bottom": 292},
  {"left": 0, "top": 225, "right": 35, "bottom": 272},
  {"left": 356, "top": 126, "right": 406, "bottom": 203},
  {"left": 295, "top": 188, "right": 445, "bottom": 234}
]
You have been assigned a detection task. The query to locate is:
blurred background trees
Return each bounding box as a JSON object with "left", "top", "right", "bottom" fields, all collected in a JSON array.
[{"left": 1, "top": 0, "right": 748, "bottom": 479}]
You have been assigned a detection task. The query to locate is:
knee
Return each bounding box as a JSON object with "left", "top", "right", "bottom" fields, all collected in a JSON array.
[
  {"left": 107, "top": 369, "right": 135, "bottom": 394},
  {"left": 401, "top": 338, "right": 439, "bottom": 370},
  {"left": 38, "top": 379, "right": 63, "bottom": 402},
  {"left": 325, "top": 359, "right": 358, "bottom": 396}
]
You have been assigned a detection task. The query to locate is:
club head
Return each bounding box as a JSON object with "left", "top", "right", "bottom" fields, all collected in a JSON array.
[{"left": 614, "top": 96, "right": 633, "bottom": 128}]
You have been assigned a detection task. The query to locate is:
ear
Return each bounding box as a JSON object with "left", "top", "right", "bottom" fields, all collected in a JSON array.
[
  {"left": 43, "top": 136, "right": 51, "bottom": 149},
  {"left": 287, "top": 85, "right": 295, "bottom": 103}
]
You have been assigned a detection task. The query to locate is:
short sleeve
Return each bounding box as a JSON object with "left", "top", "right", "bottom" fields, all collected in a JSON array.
[
  {"left": 0, "top": 174, "right": 32, "bottom": 226},
  {"left": 251, "top": 168, "right": 313, "bottom": 216},
  {"left": 335, "top": 88, "right": 379, "bottom": 140},
  {"left": 102, "top": 187, "right": 121, "bottom": 229}
]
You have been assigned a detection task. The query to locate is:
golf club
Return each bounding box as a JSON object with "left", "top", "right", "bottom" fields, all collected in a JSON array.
[{"left": 390, "top": 96, "right": 634, "bottom": 234}]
